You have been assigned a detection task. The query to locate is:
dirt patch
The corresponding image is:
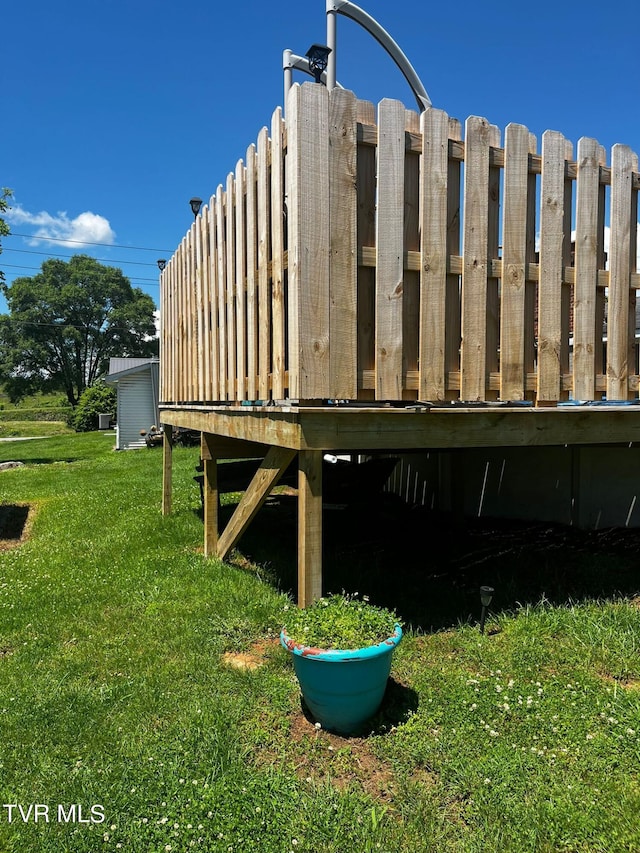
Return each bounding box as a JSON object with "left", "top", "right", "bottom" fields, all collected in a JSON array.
[
  {"left": 221, "top": 638, "right": 278, "bottom": 671},
  {"left": 253, "top": 675, "right": 423, "bottom": 805},
  {"left": 0, "top": 503, "right": 33, "bottom": 550},
  {"left": 285, "top": 710, "right": 399, "bottom": 803}
]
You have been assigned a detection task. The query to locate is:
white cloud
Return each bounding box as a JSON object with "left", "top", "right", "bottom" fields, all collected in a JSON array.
[{"left": 6, "top": 205, "right": 116, "bottom": 248}]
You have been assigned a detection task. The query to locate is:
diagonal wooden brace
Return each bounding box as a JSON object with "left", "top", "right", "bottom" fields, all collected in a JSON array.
[{"left": 216, "top": 446, "right": 297, "bottom": 561}]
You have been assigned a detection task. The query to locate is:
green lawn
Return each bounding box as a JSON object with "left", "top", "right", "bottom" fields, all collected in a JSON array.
[{"left": 0, "top": 434, "right": 638, "bottom": 851}]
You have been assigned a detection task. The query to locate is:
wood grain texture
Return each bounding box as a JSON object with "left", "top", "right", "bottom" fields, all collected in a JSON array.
[
  {"left": 257, "top": 127, "right": 271, "bottom": 400},
  {"left": 235, "top": 161, "right": 247, "bottom": 401},
  {"left": 538, "top": 130, "right": 566, "bottom": 402},
  {"left": 270, "top": 108, "right": 286, "bottom": 399},
  {"left": 287, "top": 84, "right": 330, "bottom": 400},
  {"left": 500, "top": 123, "right": 530, "bottom": 400},
  {"left": 225, "top": 172, "right": 237, "bottom": 401},
  {"left": 216, "top": 446, "right": 297, "bottom": 561},
  {"left": 573, "top": 138, "right": 602, "bottom": 400},
  {"left": 328, "top": 87, "right": 358, "bottom": 399},
  {"left": 376, "top": 99, "right": 406, "bottom": 399},
  {"left": 245, "top": 144, "right": 258, "bottom": 400},
  {"left": 607, "top": 144, "right": 638, "bottom": 400},
  {"left": 419, "top": 108, "right": 450, "bottom": 400},
  {"left": 298, "top": 450, "right": 323, "bottom": 606},
  {"left": 461, "top": 116, "right": 491, "bottom": 401},
  {"left": 215, "top": 186, "right": 228, "bottom": 400},
  {"left": 207, "top": 195, "right": 220, "bottom": 401}
]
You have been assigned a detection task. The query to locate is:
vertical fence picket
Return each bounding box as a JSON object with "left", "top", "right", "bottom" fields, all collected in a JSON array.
[
  {"left": 214, "top": 186, "right": 227, "bottom": 399},
  {"left": 538, "top": 130, "right": 566, "bottom": 403},
  {"left": 195, "top": 212, "right": 206, "bottom": 402},
  {"left": 419, "top": 108, "right": 449, "bottom": 400},
  {"left": 177, "top": 238, "right": 186, "bottom": 401},
  {"left": 573, "top": 137, "right": 602, "bottom": 400},
  {"left": 159, "top": 264, "right": 166, "bottom": 402},
  {"left": 200, "top": 206, "right": 212, "bottom": 401},
  {"left": 501, "top": 123, "right": 531, "bottom": 400},
  {"left": 461, "top": 116, "right": 491, "bottom": 401},
  {"left": 235, "top": 160, "right": 247, "bottom": 401},
  {"left": 270, "top": 108, "right": 286, "bottom": 400},
  {"left": 185, "top": 227, "right": 195, "bottom": 401},
  {"left": 287, "top": 83, "right": 330, "bottom": 400},
  {"left": 608, "top": 144, "right": 638, "bottom": 400},
  {"left": 225, "top": 173, "right": 237, "bottom": 400},
  {"left": 257, "top": 127, "right": 271, "bottom": 400},
  {"left": 328, "top": 88, "right": 358, "bottom": 400},
  {"left": 246, "top": 145, "right": 258, "bottom": 400},
  {"left": 376, "top": 99, "right": 406, "bottom": 400},
  {"left": 207, "top": 194, "right": 220, "bottom": 402}
]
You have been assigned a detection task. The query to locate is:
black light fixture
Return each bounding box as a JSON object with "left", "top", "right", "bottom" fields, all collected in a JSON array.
[
  {"left": 189, "top": 197, "right": 203, "bottom": 220},
  {"left": 479, "top": 585, "right": 494, "bottom": 634},
  {"left": 305, "top": 44, "right": 332, "bottom": 84},
  {"left": 157, "top": 259, "right": 167, "bottom": 272}
]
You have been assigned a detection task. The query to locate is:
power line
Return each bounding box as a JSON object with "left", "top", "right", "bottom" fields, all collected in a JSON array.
[
  {"left": 0, "top": 263, "right": 159, "bottom": 285},
  {"left": 6, "top": 231, "right": 173, "bottom": 253},
  {"left": 4, "top": 246, "right": 161, "bottom": 267},
  {"left": 0, "top": 318, "right": 159, "bottom": 334}
]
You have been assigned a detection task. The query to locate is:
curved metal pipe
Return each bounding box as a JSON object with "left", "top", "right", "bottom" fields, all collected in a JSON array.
[
  {"left": 283, "top": 49, "right": 344, "bottom": 109},
  {"left": 326, "top": 0, "right": 432, "bottom": 111}
]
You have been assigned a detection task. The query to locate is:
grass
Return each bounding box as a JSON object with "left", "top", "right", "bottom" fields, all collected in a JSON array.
[
  {"left": 0, "top": 421, "right": 73, "bottom": 438},
  {"left": 0, "top": 433, "right": 638, "bottom": 851},
  {"left": 0, "top": 392, "right": 73, "bottom": 438}
]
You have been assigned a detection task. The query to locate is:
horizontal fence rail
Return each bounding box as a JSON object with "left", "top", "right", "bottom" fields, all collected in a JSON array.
[{"left": 160, "top": 83, "right": 640, "bottom": 406}]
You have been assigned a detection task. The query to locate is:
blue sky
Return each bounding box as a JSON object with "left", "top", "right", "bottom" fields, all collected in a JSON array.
[{"left": 2, "top": 0, "right": 639, "bottom": 316}]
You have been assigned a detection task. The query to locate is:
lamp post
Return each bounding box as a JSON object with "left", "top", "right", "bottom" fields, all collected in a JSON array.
[
  {"left": 189, "top": 197, "right": 203, "bottom": 220},
  {"left": 479, "top": 586, "right": 494, "bottom": 634}
]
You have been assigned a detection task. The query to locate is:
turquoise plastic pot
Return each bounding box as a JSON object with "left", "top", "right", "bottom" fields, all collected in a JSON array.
[{"left": 280, "top": 624, "right": 402, "bottom": 735}]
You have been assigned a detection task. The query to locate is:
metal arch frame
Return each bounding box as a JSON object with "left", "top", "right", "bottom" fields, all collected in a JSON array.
[
  {"left": 283, "top": 49, "right": 344, "bottom": 106},
  {"left": 326, "top": 0, "right": 431, "bottom": 112}
]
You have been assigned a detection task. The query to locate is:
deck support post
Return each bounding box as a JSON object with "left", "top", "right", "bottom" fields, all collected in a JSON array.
[
  {"left": 201, "top": 433, "right": 219, "bottom": 557},
  {"left": 162, "top": 423, "right": 173, "bottom": 516},
  {"left": 298, "top": 450, "right": 323, "bottom": 607},
  {"left": 216, "top": 446, "right": 297, "bottom": 561}
]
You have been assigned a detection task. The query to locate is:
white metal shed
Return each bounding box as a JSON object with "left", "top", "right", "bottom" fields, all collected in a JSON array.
[{"left": 105, "top": 358, "right": 159, "bottom": 450}]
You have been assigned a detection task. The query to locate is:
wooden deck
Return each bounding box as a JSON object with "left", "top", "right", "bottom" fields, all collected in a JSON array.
[
  {"left": 158, "top": 83, "right": 640, "bottom": 603},
  {"left": 160, "top": 403, "right": 640, "bottom": 604}
]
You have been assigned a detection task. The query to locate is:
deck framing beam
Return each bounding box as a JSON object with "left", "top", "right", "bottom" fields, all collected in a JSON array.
[{"left": 215, "top": 445, "right": 297, "bottom": 562}]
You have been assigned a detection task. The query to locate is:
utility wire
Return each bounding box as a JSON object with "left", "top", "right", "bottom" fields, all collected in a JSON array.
[
  {"left": 6, "top": 232, "right": 173, "bottom": 253},
  {"left": 4, "top": 247, "right": 161, "bottom": 267},
  {"left": 0, "top": 263, "right": 159, "bottom": 285},
  {"left": 0, "top": 318, "right": 160, "bottom": 334}
]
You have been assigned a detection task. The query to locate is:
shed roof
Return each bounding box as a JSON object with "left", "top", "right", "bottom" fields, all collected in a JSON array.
[{"left": 106, "top": 357, "right": 159, "bottom": 383}]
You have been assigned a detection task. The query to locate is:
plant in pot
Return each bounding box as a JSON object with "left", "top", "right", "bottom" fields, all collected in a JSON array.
[{"left": 280, "top": 593, "right": 402, "bottom": 735}]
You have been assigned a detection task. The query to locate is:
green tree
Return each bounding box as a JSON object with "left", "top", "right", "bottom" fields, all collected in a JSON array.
[
  {"left": 69, "top": 382, "right": 117, "bottom": 432},
  {"left": 0, "top": 254, "right": 157, "bottom": 405},
  {"left": 0, "top": 188, "right": 11, "bottom": 286}
]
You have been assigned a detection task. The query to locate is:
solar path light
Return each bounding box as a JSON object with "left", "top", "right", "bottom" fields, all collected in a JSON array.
[{"left": 479, "top": 586, "right": 494, "bottom": 634}]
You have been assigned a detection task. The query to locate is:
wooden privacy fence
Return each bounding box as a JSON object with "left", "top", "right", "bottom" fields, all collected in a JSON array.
[{"left": 160, "top": 82, "right": 640, "bottom": 406}]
